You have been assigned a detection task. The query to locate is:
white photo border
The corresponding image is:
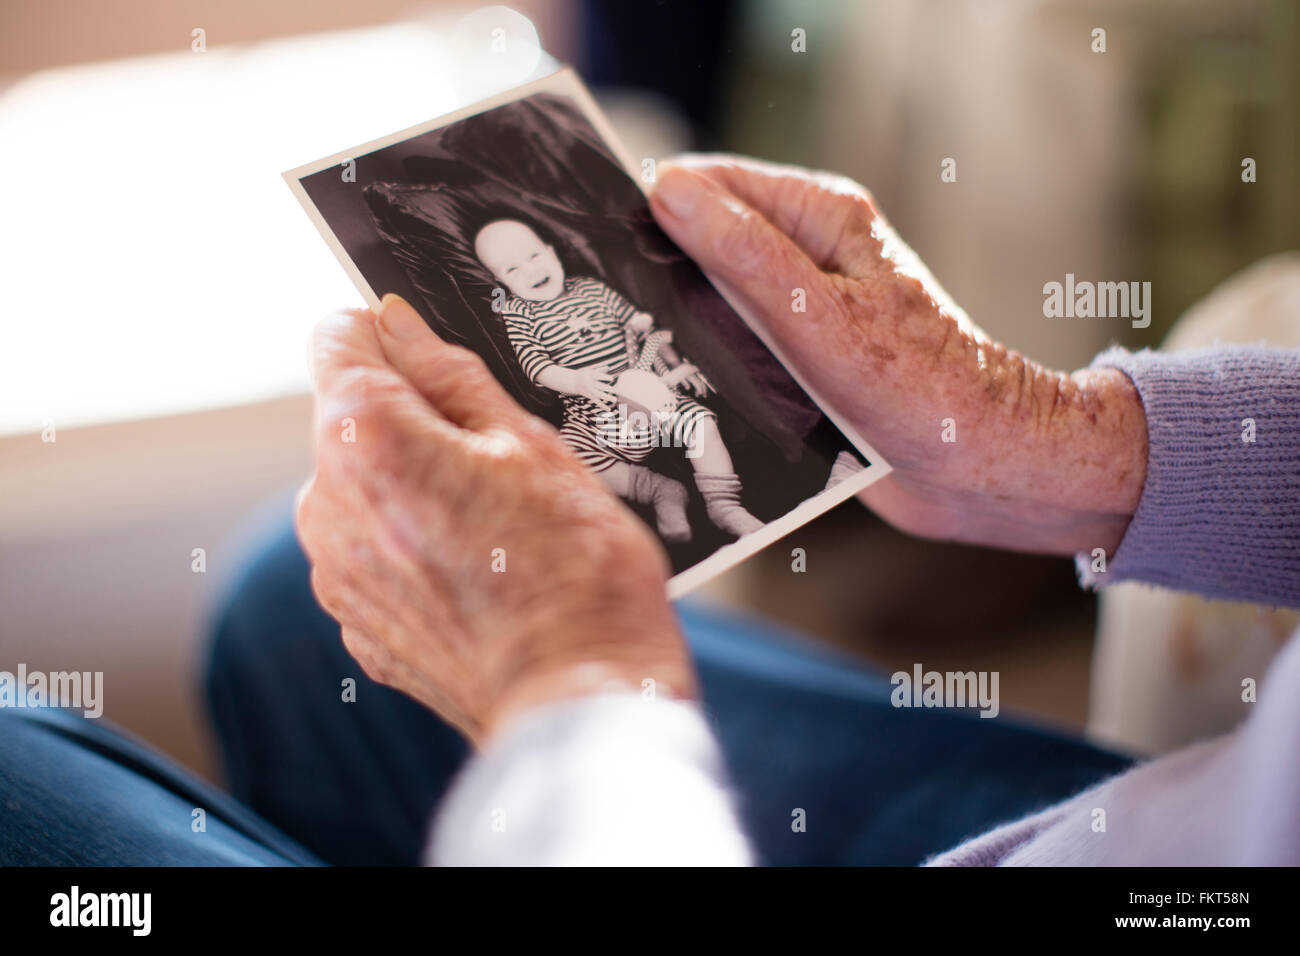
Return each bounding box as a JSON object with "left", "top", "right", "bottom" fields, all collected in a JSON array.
[{"left": 283, "top": 66, "right": 893, "bottom": 599}]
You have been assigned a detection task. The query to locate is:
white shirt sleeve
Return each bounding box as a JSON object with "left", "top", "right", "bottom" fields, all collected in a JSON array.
[{"left": 425, "top": 693, "right": 753, "bottom": 866}]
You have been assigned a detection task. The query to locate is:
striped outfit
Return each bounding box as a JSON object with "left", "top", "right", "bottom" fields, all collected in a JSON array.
[{"left": 501, "top": 275, "right": 716, "bottom": 472}]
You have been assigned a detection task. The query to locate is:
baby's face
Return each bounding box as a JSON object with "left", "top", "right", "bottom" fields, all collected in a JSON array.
[{"left": 474, "top": 219, "right": 566, "bottom": 302}]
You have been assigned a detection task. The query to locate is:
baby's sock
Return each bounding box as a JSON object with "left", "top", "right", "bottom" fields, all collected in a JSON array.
[
  {"left": 824, "top": 450, "right": 865, "bottom": 490},
  {"left": 693, "top": 472, "right": 764, "bottom": 538},
  {"left": 626, "top": 465, "right": 692, "bottom": 543}
]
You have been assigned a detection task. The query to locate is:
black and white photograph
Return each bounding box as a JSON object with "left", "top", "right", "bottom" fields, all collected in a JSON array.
[{"left": 285, "top": 68, "right": 888, "bottom": 594}]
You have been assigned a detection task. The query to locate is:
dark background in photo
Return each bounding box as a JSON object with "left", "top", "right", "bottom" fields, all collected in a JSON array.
[{"left": 298, "top": 89, "right": 868, "bottom": 575}]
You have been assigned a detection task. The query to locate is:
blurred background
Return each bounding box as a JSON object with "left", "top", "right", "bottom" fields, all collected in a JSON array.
[{"left": 2, "top": 0, "right": 1298, "bottom": 781}]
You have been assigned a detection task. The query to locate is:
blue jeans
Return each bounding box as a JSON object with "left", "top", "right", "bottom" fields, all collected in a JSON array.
[{"left": 0, "top": 521, "right": 1130, "bottom": 865}]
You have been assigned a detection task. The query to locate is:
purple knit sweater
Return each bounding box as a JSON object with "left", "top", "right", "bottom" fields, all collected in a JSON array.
[
  {"left": 931, "top": 344, "right": 1300, "bottom": 865},
  {"left": 1076, "top": 345, "right": 1300, "bottom": 608}
]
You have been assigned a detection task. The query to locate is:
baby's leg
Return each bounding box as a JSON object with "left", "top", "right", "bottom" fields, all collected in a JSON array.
[
  {"left": 684, "top": 416, "right": 735, "bottom": 475},
  {"left": 598, "top": 460, "right": 633, "bottom": 497},
  {"left": 562, "top": 407, "right": 691, "bottom": 542},
  {"left": 599, "top": 460, "right": 691, "bottom": 543},
  {"left": 673, "top": 405, "right": 764, "bottom": 538}
]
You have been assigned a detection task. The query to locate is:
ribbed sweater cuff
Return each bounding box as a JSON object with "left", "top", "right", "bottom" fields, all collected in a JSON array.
[{"left": 1076, "top": 345, "right": 1300, "bottom": 608}]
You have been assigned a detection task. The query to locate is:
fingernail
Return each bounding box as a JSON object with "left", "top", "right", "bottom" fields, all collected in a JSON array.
[
  {"left": 653, "top": 166, "right": 710, "bottom": 220},
  {"left": 377, "top": 293, "right": 425, "bottom": 340}
]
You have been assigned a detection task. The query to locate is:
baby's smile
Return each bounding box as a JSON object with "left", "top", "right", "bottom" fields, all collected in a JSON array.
[{"left": 474, "top": 219, "right": 567, "bottom": 302}]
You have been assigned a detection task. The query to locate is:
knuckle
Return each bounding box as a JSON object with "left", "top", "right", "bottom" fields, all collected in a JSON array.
[
  {"left": 714, "top": 207, "right": 766, "bottom": 271},
  {"left": 309, "top": 566, "right": 346, "bottom": 619},
  {"left": 511, "top": 410, "right": 565, "bottom": 450},
  {"left": 842, "top": 189, "right": 879, "bottom": 233},
  {"left": 328, "top": 366, "right": 402, "bottom": 413},
  {"left": 342, "top": 631, "right": 388, "bottom": 683},
  {"left": 317, "top": 376, "right": 409, "bottom": 464},
  {"left": 817, "top": 169, "right": 878, "bottom": 214},
  {"left": 330, "top": 424, "right": 405, "bottom": 489},
  {"left": 448, "top": 345, "right": 490, "bottom": 375},
  {"left": 313, "top": 307, "right": 370, "bottom": 335},
  {"left": 308, "top": 310, "right": 363, "bottom": 356},
  {"left": 406, "top": 344, "right": 498, "bottom": 402},
  {"left": 421, "top": 342, "right": 472, "bottom": 372},
  {"left": 339, "top": 627, "right": 363, "bottom": 655},
  {"left": 340, "top": 629, "right": 370, "bottom": 665},
  {"left": 293, "top": 479, "right": 319, "bottom": 542},
  {"left": 438, "top": 346, "right": 493, "bottom": 387}
]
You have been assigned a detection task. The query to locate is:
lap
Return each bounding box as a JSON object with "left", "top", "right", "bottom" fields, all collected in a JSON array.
[
  {"left": 205, "top": 520, "right": 1130, "bottom": 866},
  {"left": 0, "top": 516, "right": 1132, "bottom": 866},
  {"left": 0, "top": 706, "right": 319, "bottom": 866},
  {"left": 681, "top": 603, "right": 1131, "bottom": 863}
]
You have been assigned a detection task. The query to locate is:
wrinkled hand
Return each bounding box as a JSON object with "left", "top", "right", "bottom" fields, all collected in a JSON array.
[
  {"left": 650, "top": 155, "right": 1148, "bottom": 556},
  {"left": 295, "top": 295, "right": 696, "bottom": 746}
]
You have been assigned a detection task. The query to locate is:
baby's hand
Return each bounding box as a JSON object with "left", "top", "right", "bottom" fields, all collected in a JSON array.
[
  {"left": 628, "top": 311, "right": 654, "bottom": 334},
  {"left": 681, "top": 365, "right": 713, "bottom": 398},
  {"left": 561, "top": 365, "right": 617, "bottom": 406},
  {"left": 663, "top": 363, "right": 713, "bottom": 398}
]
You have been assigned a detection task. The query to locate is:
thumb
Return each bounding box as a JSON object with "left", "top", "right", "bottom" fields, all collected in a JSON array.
[
  {"left": 650, "top": 163, "right": 828, "bottom": 327},
  {"left": 374, "top": 292, "right": 528, "bottom": 434}
]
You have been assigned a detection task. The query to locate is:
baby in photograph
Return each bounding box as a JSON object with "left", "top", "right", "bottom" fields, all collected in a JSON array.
[{"left": 473, "top": 217, "right": 764, "bottom": 542}]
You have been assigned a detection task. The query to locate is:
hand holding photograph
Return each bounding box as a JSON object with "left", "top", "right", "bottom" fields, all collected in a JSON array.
[{"left": 285, "top": 68, "right": 889, "bottom": 596}]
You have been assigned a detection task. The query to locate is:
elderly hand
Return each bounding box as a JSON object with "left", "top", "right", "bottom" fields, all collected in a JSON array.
[
  {"left": 295, "top": 295, "right": 696, "bottom": 746},
  {"left": 650, "top": 155, "right": 1148, "bottom": 557}
]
